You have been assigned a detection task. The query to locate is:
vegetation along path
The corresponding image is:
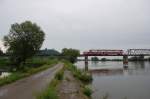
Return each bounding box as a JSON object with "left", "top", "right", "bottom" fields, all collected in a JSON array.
[
  {"left": 58, "top": 70, "right": 88, "bottom": 99},
  {"left": 0, "top": 63, "right": 63, "bottom": 99}
]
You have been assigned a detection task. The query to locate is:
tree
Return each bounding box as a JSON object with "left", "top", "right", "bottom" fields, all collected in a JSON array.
[
  {"left": 61, "top": 48, "right": 80, "bottom": 63},
  {"left": 91, "top": 57, "right": 99, "bottom": 61},
  {"left": 37, "top": 48, "right": 60, "bottom": 56},
  {"left": 101, "top": 58, "right": 107, "bottom": 61},
  {"left": 4, "top": 21, "right": 45, "bottom": 69},
  {"left": 0, "top": 48, "right": 3, "bottom": 55}
]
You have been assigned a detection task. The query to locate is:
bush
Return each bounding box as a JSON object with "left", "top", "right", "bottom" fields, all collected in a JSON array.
[
  {"left": 64, "top": 61, "right": 93, "bottom": 83},
  {"left": 0, "top": 59, "right": 58, "bottom": 86},
  {"left": 37, "top": 86, "right": 58, "bottom": 99},
  {"left": 37, "top": 66, "right": 65, "bottom": 99},
  {"left": 83, "top": 86, "right": 92, "bottom": 97},
  {"left": 79, "top": 73, "right": 93, "bottom": 83},
  {"left": 55, "top": 69, "right": 64, "bottom": 80},
  {"left": 0, "top": 72, "right": 23, "bottom": 86}
]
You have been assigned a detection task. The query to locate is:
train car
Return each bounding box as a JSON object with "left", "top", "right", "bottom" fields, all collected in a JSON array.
[{"left": 84, "top": 49, "right": 123, "bottom": 56}]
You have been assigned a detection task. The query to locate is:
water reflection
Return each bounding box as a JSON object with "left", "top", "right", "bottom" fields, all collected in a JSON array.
[
  {"left": 90, "top": 69, "right": 124, "bottom": 76},
  {"left": 75, "top": 61, "right": 150, "bottom": 99},
  {"left": 75, "top": 61, "right": 150, "bottom": 76}
]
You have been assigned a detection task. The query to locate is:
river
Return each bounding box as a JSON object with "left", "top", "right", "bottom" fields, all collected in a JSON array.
[{"left": 75, "top": 61, "right": 150, "bottom": 99}]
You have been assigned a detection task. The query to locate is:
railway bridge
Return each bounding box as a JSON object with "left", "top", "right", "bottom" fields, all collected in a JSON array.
[{"left": 80, "top": 49, "right": 150, "bottom": 69}]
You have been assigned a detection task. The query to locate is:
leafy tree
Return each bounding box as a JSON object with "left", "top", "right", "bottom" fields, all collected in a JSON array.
[
  {"left": 101, "top": 58, "right": 106, "bottom": 61},
  {"left": 4, "top": 21, "right": 45, "bottom": 70},
  {"left": 37, "top": 48, "right": 60, "bottom": 56},
  {"left": 0, "top": 48, "right": 3, "bottom": 55},
  {"left": 91, "top": 57, "right": 99, "bottom": 61},
  {"left": 61, "top": 48, "right": 80, "bottom": 63}
]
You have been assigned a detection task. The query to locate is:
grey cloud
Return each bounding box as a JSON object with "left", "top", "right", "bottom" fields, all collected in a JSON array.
[{"left": 0, "top": 0, "right": 150, "bottom": 51}]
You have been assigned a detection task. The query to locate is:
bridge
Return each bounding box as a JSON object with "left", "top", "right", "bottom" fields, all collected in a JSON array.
[{"left": 80, "top": 49, "right": 150, "bottom": 69}]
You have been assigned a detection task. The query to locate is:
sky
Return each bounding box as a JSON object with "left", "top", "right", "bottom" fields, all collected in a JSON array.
[{"left": 0, "top": 0, "right": 150, "bottom": 52}]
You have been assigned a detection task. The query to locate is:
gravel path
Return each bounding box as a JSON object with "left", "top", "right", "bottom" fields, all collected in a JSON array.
[
  {"left": 58, "top": 70, "right": 88, "bottom": 99},
  {"left": 0, "top": 63, "right": 63, "bottom": 99}
]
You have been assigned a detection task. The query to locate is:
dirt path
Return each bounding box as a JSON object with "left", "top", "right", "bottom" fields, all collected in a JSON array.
[
  {"left": 0, "top": 63, "right": 63, "bottom": 99},
  {"left": 58, "top": 70, "right": 88, "bottom": 99}
]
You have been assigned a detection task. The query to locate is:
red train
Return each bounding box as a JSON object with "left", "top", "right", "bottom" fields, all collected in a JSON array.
[{"left": 83, "top": 49, "right": 123, "bottom": 56}]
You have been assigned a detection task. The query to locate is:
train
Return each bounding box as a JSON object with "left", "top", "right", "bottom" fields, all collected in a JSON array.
[{"left": 83, "top": 49, "right": 123, "bottom": 56}]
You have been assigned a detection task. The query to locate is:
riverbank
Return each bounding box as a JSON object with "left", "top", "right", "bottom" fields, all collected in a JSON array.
[
  {"left": 0, "top": 59, "right": 58, "bottom": 86},
  {"left": 76, "top": 61, "right": 150, "bottom": 99},
  {"left": 38, "top": 61, "right": 92, "bottom": 99},
  {"left": 0, "top": 63, "right": 63, "bottom": 99},
  {"left": 58, "top": 70, "right": 88, "bottom": 99}
]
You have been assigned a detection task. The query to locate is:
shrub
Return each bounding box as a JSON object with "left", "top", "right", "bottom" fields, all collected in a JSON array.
[
  {"left": 55, "top": 69, "right": 64, "bottom": 80},
  {"left": 83, "top": 86, "right": 92, "bottom": 97},
  {"left": 64, "top": 61, "right": 93, "bottom": 83},
  {"left": 79, "top": 73, "right": 93, "bottom": 83},
  {"left": 0, "top": 72, "right": 23, "bottom": 86},
  {"left": 37, "top": 87, "right": 58, "bottom": 99}
]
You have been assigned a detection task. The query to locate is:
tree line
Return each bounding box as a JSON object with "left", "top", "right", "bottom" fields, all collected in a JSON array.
[{"left": 0, "top": 21, "right": 80, "bottom": 71}]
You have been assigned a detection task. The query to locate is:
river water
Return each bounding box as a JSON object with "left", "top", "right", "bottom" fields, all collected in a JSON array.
[{"left": 75, "top": 61, "right": 150, "bottom": 99}]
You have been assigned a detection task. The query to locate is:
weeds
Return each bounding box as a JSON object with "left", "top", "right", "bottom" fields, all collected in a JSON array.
[
  {"left": 64, "top": 61, "right": 92, "bottom": 83},
  {"left": 83, "top": 85, "right": 92, "bottom": 97},
  {"left": 0, "top": 59, "right": 58, "bottom": 86},
  {"left": 37, "top": 86, "right": 58, "bottom": 99},
  {"left": 37, "top": 68, "right": 64, "bottom": 99},
  {"left": 55, "top": 68, "right": 64, "bottom": 80}
]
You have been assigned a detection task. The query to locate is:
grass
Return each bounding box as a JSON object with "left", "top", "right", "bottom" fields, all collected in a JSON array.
[
  {"left": 0, "top": 57, "right": 11, "bottom": 69},
  {"left": 55, "top": 68, "right": 64, "bottom": 80},
  {"left": 37, "top": 68, "right": 64, "bottom": 99},
  {"left": 37, "top": 60, "right": 93, "bottom": 99},
  {"left": 83, "top": 85, "right": 92, "bottom": 97},
  {"left": 37, "top": 87, "right": 58, "bottom": 99},
  {"left": 0, "top": 58, "right": 58, "bottom": 86},
  {"left": 63, "top": 60, "right": 92, "bottom": 83},
  {"left": 63, "top": 60, "right": 93, "bottom": 98}
]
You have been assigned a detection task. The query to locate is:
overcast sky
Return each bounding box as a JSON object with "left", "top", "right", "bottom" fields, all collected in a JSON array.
[{"left": 0, "top": 0, "right": 150, "bottom": 52}]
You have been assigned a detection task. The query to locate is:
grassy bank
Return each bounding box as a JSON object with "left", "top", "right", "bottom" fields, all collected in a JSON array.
[
  {"left": 37, "top": 67, "right": 64, "bottom": 99},
  {"left": 36, "top": 61, "right": 93, "bottom": 99},
  {"left": 63, "top": 61, "right": 93, "bottom": 98},
  {"left": 64, "top": 61, "right": 92, "bottom": 83},
  {"left": 0, "top": 58, "right": 58, "bottom": 87}
]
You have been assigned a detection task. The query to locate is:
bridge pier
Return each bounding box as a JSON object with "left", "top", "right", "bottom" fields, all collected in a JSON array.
[
  {"left": 85, "top": 56, "right": 88, "bottom": 71},
  {"left": 123, "top": 55, "right": 128, "bottom": 68}
]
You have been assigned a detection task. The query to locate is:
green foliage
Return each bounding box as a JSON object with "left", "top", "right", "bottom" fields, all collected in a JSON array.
[
  {"left": 0, "top": 59, "right": 58, "bottom": 86},
  {"left": 37, "top": 68, "right": 64, "bottom": 99},
  {"left": 37, "top": 86, "right": 58, "bottom": 99},
  {"left": 79, "top": 73, "right": 93, "bottom": 83},
  {"left": 61, "top": 48, "right": 80, "bottom": 63},
  {"left": 83, "top": 86, "right": 92, "bottom": 97},
  {"left": 0, "top": 49, "right": 3, "bottom": 55},
  {"left": 55, "top": 69, "right": 64, "bottom": 80},
  {"left": 0, "top": 72, "right": 23, "bottom": 86},
  {"left": 64, "top": 61, "right": 92, "bottom": 83},
  {"left": 4, "top": 21, "right": 45, "bottom": 70},
  {"left": 91, "top": 57, "right": 99, "bottom": 61},
  {"left": 25, "top": 57, "right": 58, "bottom": 67},
  {"left": 0, "top": 57, "right": 11, "bottom": 69},
  {"left": 37, "top": 48, "right": 60, "bottom": 56},
  {"left": 101, "top": 58, "right": 107, "bottom": 61}
]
